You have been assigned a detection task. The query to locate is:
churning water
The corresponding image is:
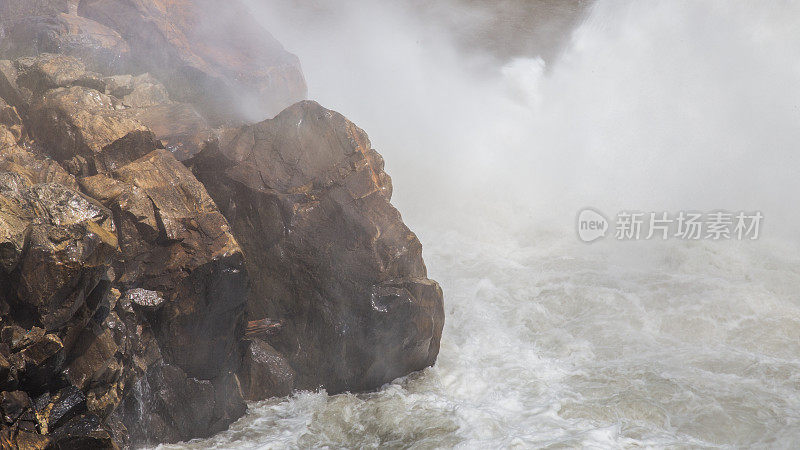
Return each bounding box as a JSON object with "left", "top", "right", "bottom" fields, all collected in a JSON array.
[{"left": 163, "top": 0, "right": 800, "bottom": 448}]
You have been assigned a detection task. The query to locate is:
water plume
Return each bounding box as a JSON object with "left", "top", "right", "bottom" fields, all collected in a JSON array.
[{"left": 168, "top": 1, "right": 800, "bottom": 447}]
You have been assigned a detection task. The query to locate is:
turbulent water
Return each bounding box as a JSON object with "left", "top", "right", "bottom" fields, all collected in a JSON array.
[{"left": 162, "top": 1, "right": 800, "bottom": 448}]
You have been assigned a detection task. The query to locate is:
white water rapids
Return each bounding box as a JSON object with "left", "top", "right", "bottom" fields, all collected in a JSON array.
[{"left": 163, "top": 1, "right": 800, "bottom": 448}]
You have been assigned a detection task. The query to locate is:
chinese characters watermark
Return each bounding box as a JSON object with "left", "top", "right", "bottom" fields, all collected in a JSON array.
[{"left": 577, "top": 208, "right": 762, "bottom": 243}]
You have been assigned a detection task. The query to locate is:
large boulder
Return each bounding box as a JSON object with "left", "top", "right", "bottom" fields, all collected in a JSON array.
[
  {"left": 78, "top": 0, "right": 307, "bottom": 123},
  {"left": 189, "top": 100, "right": 444, "bottom": 393},
  {"left": 80, "top": 149, "right": 247, "bottom": 379}
]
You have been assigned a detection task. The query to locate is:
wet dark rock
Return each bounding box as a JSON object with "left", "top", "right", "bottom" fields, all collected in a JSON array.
[
  {"left": 13, "top": 430, "right": 50, "bottom": 449},
  {"left": 81, "top": 149, "right": 246, "bottom": 379},
  {"left": 189, "top": 100, "right": 444, "bottom": 393},
  {"left": 115, "top": 363, "right": 244, "bottom": 446},
  {"left": 0, "top": 183, "right": 117, "bottom": 331},
  {"left": 73, "top": 289, "right": 162, "bottom": 421},
  {"left": 13, "top": 333, "right": 65, "bottom": 392},
  {"left": 1, "top": 326, "right": 27, "bottom": 352},
  {"left": 48, "top": 412, "right": 117, "bottom": 449},
  {"left": 209, "top": 371, "right": 247, "bottom": 433},
  {"left": 0, "top": 354, "right": 9, "bottom": 384},
  {"left": 67, "top": 329, "right": 121, "bottom": 418},
  {"left": 16, "top": 409, "right": 38, "bottom": 432},
  {"left": 0, "top": 390, "right": 31, "bottom": 423},
  {"left": 238, "top": 338, "right": 295, "bottom": 401},
  {"left": 10, "top": 327, "right": 46, "bottom": 353},
  {"left": 17, "top": 333, "right": 63, "bottom": 368},
  {"left": 78, "top": 0, "right": 307, "bottom": 122},
  {"left": 38, "top": 385, "right": 87, "bottom": 432}
]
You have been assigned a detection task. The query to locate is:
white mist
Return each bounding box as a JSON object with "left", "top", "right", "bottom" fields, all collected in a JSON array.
[{"left": 163, "top": 1, "right": 800, "bottom": 448}]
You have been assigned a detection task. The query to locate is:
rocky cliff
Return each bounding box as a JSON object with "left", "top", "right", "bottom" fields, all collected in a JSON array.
[{"left": 0, "top": 0, "right": 444, "bottom": 448}]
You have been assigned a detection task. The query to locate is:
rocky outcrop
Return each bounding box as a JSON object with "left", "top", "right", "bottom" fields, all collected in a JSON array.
[
  {"left": 189, "top": 100, "right": 444, "bottom": 393},
  {"left": 0, "top": 52, "right": 212, "bottom": 169},
  {"left": 0, "top": 146, "right": 78, "bottom": 191},
  {"left": 0, "top": 2, "right": 443, "bottom": 447},
  {"left": 1, "top": 0, "right": 307, "bottom": 126},
  {"left": 0, "top": 149, "right": 124, "bottom": 446},
  {"left": 80, "top": 149, "right": 247, "bottom": 379},
  {"left": 77, "top": 0, "right": 306, "bottom": 123},
  {"left": 0, "top": 143, "right": 250, "bottom": 446}
]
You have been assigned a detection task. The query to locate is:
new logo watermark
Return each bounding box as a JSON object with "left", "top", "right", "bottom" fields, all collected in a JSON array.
[
  {"left": 576, "top": 208, "right": 762, "bottom": 243},
  {"left": 576, "top": 208, "right": 609, "bottom": 242}
]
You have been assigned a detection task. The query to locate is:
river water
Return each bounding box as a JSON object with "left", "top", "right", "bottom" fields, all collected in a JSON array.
[{"left": 163, "top": 1, "right": 800, "bottom": 448}]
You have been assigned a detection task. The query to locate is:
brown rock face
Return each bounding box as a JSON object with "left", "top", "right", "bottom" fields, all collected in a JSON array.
[
  {"left": 14, "top": 53, "right": 102, "bottom": 100},
  {"left": 112, "top": 363, "right": 245, "bottom": 446},
  {"left": 104, "top": 73, "right": 211, "bottom": 160},
  {"left": 0, "top": 14, "right": 131, "bottom": 75},
  {"left": 0, "top": 0, "right": 69, "bottom": 24},
  {"left": 78, "top": 0, "right": 307, "bottom": 122},
  {"left": 190, "top": 100, "right": 444, "bottom": 393},
  {"left": 5, "top": 52, "right": 213, "bottom": 163},
  {"left": 0, "top": 182, "right": 117, "bottom": 331},
  {"left": 238, "top": 338, "right": 295, "bottom": 401},
  {"left": 0, "top": 59, "right": 29, "bottom": 110},
  {"left": 0, "top": 129, "right": 248, "bottom": 445},
  {"left": 0, "top": 145, "right": 78, "bottom": 191},
  {"left": 0, "top": 98, "right": 23, "bottom": 146},
  {"left": 29, "top": 83, "right": 156, "bottom": 175},
  {"left": 81, "top": 149, "right": 247, "bottom": 379}
]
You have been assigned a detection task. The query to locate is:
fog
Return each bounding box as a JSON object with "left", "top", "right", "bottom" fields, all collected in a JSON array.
[
  {"left": 245, "top": 0, "right": 800, "bottom": 242},
  {"left": 168, "top": 1, "right": 800, "bottom": 447}
]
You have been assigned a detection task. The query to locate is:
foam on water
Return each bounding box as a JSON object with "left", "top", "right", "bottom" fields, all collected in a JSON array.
[
  {"left": 163, "top": 220, "right": 800, "bottom": 448},
  {"left": 161, "top": 1, "right": 800, "bottom": 448}
]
